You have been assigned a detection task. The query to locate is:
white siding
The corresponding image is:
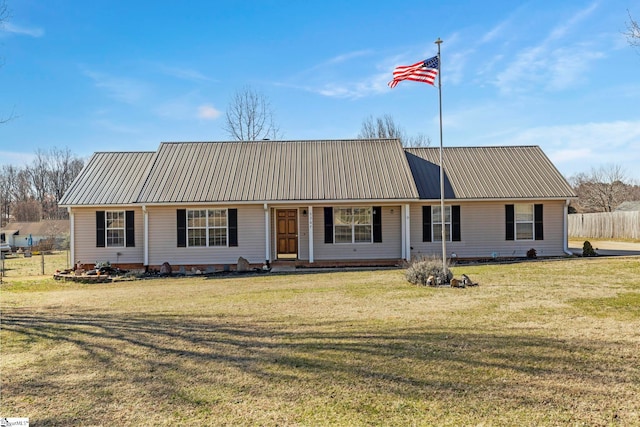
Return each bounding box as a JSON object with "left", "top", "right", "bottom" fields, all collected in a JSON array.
[
  {"left": 313, "top": 205, "right": 402, "bottom": 260},
  {"left": 72, "top": 207, "right": 145, "bottom": 265},
  {"left": 409, "top": 200, "right": 567, "bottom": 259},
  {"left": 147, "top": 205, "right": 266, "bottom": 266}
]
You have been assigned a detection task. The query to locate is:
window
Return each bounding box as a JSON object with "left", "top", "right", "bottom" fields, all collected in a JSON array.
[
  {"left": 97, "top": 210, "right": 134, "bottom": 248},
  {"left": 423, "top": 205, "right": 460, "bottom": 242},
  {"left": 432, "top": 205, "right": 451, "bottom": 242},
  {"left": 334, "top": 207, "right": 372, "bottom": 243},
  {"left": 506, "top": 204, "right": 542, "bottom": 241},
  {"left": 515, "top": 204, "right": 534, "bottom": 240},
  {"left": 106, "top": 211, "right": 125, "bottom": 247},
  {"left": 187, "top": 209, "right": 228, "bottom": 247}
]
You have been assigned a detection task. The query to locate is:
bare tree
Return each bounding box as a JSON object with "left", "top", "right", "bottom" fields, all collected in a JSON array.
[
  {"left": 570, "top": 164, "right": 632, "bottom": 212},
  {"left": 406, "top": 132, "right": 431, "bottom": 148},
  {"left": 223, "top": 86, "right": 281, "bottom": 141},
  {"left": 0, "top": 147, "right": 84, "bottom": 222},
  {"left": 358, "top": 114, "right": 431, "bottom": 147},
  {"left": 0, "top": 165, "right": 17, "bottom": 226},
  {"left": 12, "top": 199, "right": 41, "bottom": 222},
  {"left": 625, "top": 10, "right": 640, "bottom": 48},
  {"left": 27, "top": 149, "right": 49, "bottom": 209},
  {"left": 359, "top": 114, "right": 406, "bottom": 140},
  {"left": 47, "top": 147, "right": 84, "bottom": 218}
]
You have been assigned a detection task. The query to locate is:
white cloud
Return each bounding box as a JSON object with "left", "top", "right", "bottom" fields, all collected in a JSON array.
[
  {"left": 323, "top": 50, "right": 373, "bottom": 65},
  {"left": 157, "top": 64, "right": 214, "bottom": 82},
  {"left": 1, "top": 22, "right": 44, "bottom": 37},
  {"left": 506, "top": 120, "right": 640, "bottom": 149},
  {"left": 499, "top": 120, "right": 640, "bottom": 178},
  {"left": 493, "top": 2, "right": 603, "bottom": 94},
  {"left": 82, "top": 68, "right": 149, "bottom": 104},
  {"left": 197, "top": 104, "right": 221, "bottom": 120},
  {"left": 547, "top": 2, "right": 598, "bottom": 41}
]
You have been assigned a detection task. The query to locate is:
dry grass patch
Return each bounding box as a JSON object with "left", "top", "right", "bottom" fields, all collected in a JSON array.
[{"left": 1, "top": 257, "right": 639, "bottom": 425}]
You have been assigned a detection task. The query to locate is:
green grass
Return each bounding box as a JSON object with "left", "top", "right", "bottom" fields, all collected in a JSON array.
[{"left": 1, "top": 256, "right": 639, "bottom": 425}]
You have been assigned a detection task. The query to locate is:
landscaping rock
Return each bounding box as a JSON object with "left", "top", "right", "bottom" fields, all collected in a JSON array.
[
  {"left": 237, "top": 256, "right": 250, "bottom": 272},
  {"left": 160, "top": 262, "right": 172, "bottom": 276}
]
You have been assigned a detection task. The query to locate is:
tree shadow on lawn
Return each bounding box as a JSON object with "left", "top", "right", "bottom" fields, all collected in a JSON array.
[{"left": 2, "top": 309, "right": 638, "bottom": 424}]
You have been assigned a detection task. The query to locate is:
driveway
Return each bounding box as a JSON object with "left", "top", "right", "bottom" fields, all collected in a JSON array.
[{"left": 568, "top": 240, "right": 640, "bottom": 257}]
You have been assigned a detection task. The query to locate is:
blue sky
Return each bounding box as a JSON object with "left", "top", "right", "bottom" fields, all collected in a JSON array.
[{"left": 1, "top": 0, "right": 639, "bottom": 181}]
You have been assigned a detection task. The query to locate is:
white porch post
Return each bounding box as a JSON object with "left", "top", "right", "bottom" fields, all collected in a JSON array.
[
  {"left": 308, "top": 206, "right": 314, "bottom": 263},
  {"left": 405, "top": 204, "right": 411, "bottom": 261},
  {"left": 142, "top": 205, "right": 149, "bottom": 266},
  {"left": 264, "top": 203, "right": 270, "bottom": 262},
  {"left": 401, "top": 205, "right": 407, "bottom": 259},
  {"left": 68, "top": 207, "right": 75, "bottom": 268}
]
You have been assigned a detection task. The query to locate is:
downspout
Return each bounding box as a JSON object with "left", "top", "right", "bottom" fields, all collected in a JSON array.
[
  {"left": 264, "top": 203, "right": 270, "bottom": 263},
  {"left": 142, "top": 205, "right": 149, "bottom": 266},
  {"left": 400, "top": 205, "right": 406, "bottom": 259},
  {"left": 563, "top": 199, "right": 573, "bottom": 255},
  {"left": 68, "top": 207, "right": 75, "bottom": 269},
  {"left": 405, "top": 204, "right": 411, "bottom": 261},
  {"left": 308, "top": 206, "right": 314, "bottom": 263}
]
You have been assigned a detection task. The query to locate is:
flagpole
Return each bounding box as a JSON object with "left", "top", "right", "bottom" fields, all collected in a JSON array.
[{"left": 435, "top": 37, "right": 447, "bottom": 281}]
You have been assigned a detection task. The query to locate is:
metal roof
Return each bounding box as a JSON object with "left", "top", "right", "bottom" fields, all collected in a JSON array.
[
  {"left": 136, "top": 139, "right": 419, "bottom": 203},
  {"left": 405, "top": 146, "right": 576, "bottom": 199},
  {"left": 60, "top": 142, "right": 576, "bottom": 206},
  {"left": 59, "top": 151, "right": 156, "bottom": 206}
]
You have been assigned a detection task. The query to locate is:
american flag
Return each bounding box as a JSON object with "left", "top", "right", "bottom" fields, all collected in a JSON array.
[{"left": 388, "top": 55, "right": 439, "bottom": 88}]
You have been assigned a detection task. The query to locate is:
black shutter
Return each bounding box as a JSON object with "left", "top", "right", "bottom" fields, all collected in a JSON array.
[
  {"left": 534, "top": 204, "right": 544, "bottom": 240},
  {"left": 422, "top": 206, "right": 432, "bottom": 242},
  {"left": 96, "top": 211, "right": 105, "bottom": 247},
  {"left": 177, "top": 209, "right": 186, "bottom": 247},
  {"left": 452, "top": 205, "right": 461, "bottom": 242},
  {"left": 228, "top": 208, "right": 238, "bottom": 247},
  {"left": 125, "top": 210, "right": 135, "bottom": 247},
  {"left": 372, "top": 206, "right": 382, "bottom": 243},
  {"left": 324, "top": 207, "right": 333, "bottom": 244},
  {"left": 505, "top": 204, "right": 515, "bottom": 241}
]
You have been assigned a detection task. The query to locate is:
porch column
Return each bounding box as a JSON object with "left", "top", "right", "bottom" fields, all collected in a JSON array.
[
  {"left": 68, "top": 207, "right": 75, "bottom": 268},
  {"left": 401, "top": 205, "right": 406, "bottom": 259},
  {"left": 308, "top": 206, "right": 314, "bottom": 263},
  {"left": 142, "top": 205, "right": 149, "bottom": 266},
  {"left": 264, "top": 204, "right": 270, "bottom": 262},
  {"left": 405, "top": 204, "right": 411, "bottom": 261}
]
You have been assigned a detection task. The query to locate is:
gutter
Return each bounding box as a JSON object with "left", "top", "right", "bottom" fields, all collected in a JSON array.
[{"left": 563, "top": 199, "right": 573, "bottom": 256}]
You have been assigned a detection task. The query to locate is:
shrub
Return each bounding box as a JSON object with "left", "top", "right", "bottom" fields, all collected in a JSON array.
[
  {"left": 405, "top": 256, "right": 453, "bottom": 286},
  {"left": 526, "top": 248, "right": 537, "bottom": 259},
  {"left": 582, "top": 241, "right": 597, "bottom": 257}
]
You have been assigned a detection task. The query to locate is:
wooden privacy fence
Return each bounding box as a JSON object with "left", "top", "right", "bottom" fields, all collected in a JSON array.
[{"left": 568, "top": 212, "right": 640, "bottom": 240}]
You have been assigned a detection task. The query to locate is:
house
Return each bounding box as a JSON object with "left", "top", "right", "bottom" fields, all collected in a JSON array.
[
  {"left": 59, "top": 139, "right": 576, "bottom": 271},
  {"left": 1, "top": 219, "right": 70, "bottom": 249}
]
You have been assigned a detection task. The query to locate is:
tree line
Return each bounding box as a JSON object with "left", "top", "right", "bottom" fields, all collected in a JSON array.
[{"left": 0, "top": 148, "right": 84, "bottom": 225}]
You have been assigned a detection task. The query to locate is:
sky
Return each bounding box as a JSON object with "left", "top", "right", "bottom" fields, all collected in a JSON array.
[{"left": 1, "top": 0, "right": 639, "bottom": 182}]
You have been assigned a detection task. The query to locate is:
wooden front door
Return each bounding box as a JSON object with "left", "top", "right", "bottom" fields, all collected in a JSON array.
[{"left": 277, "top": 209, "right": 298, "bottom": 259}]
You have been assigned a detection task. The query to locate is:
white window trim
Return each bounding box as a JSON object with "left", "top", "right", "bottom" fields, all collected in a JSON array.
[
  {"left": 515, "top": 203, "right": 534, "bottom": 241},
  {"left": 333, "top": 206, "right": 373, "bottom": 244},
  {"left": 432, "top": 205, "right": 452, "bottom": 242},
  {"left": 105, "top": 210, "right": 125, "bottom": 247},
  {"left": 187, "top": 208, "right": 229, "bottom": 248}
]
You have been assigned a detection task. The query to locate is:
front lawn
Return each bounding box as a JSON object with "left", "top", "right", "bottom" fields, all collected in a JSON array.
[{"left": 1, "top": 257, "right": 639, "bottom": 425}]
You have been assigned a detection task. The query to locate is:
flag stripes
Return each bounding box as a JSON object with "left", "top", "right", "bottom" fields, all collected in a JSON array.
[{"left": 388, "top": 55, "right": 439, "bottom": 88}]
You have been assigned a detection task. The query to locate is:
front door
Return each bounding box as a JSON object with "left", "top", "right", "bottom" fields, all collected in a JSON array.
[{"left": 277, "top": 209, "right": 298, "bottom": 259}]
